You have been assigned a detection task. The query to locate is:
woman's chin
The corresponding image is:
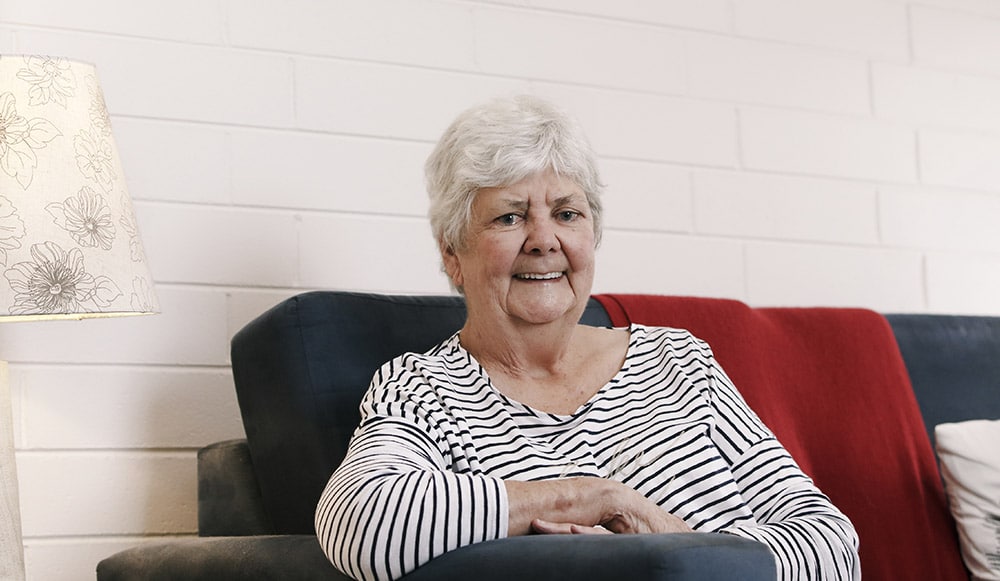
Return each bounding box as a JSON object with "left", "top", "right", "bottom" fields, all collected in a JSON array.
[{"left": 506, "top": 289, "right": 582, "bottom": 325}]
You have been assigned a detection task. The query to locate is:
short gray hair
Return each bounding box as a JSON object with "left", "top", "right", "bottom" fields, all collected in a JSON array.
[{"left": 425, "top": 95, "right": 604, "bottom": 252}]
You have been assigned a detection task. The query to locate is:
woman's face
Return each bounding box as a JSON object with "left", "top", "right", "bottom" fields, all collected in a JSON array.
[{"left": 443, "top": 169, "right": 596, "bottom": 328}]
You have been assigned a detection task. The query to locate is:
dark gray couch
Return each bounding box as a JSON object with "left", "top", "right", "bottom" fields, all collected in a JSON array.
[{"left": 97, "top": 291, "right": 1000, "bottom": 580}]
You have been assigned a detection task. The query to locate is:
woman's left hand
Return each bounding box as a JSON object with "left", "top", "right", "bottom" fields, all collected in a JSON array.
[{"left": 528, "top": 480, "right": 693, "bottom": 536}]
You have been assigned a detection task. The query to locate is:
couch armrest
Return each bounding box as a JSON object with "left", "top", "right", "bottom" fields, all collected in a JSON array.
[
  {"left": 405, "top": 533, "right": 776, "bottom": 581},
  {"left": 97, "top": 533, "right": 775, "bottom": 581},
  {"left": 96, "top": 535, "right": 347, "bottom": 581},
  {"left": 197, "top": 440, "right": 273, "bottom": 536}
]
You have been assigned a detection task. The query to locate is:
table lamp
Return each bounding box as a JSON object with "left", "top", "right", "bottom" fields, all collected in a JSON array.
[{"left": 0, "top": 55, "right": 158, "bottom": 580}]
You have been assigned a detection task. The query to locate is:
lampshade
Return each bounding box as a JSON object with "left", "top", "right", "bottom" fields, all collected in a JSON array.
[{"left": 0, "top": 55, "right": 158, "bottom": 322}]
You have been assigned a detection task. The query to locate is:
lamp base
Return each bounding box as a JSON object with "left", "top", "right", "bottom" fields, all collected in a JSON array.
[{"left": 0, "top": 361, "right": 26, "bottom": 580}]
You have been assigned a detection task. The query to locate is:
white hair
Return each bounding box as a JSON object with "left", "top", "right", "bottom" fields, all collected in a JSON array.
[{"left": 425, "top": 95, "right": 604, "bottom": 253}]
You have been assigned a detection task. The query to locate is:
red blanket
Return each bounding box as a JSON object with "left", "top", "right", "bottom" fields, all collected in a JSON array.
[{"left": 594, "top": 294, "right": 966, "bottom": 581}]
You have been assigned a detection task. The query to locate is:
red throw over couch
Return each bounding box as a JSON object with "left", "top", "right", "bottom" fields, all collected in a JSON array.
[{"left": 595, "top": 294, "right": 967, "bottom": 581}]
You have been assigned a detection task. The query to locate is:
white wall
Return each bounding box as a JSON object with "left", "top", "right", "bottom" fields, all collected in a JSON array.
[{"left": 2, "top": 0, "right": 1000, "bottom": 578}]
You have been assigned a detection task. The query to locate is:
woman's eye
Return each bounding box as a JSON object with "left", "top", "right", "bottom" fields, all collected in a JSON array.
[
  {"left": 497, "top": 213, "right": 520, "bottom": 226},
  {"left": 557, "top": 210, "right": 580, "bottom": 222}
]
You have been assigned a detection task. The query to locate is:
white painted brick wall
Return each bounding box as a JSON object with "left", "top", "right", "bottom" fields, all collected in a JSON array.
[
  {"left": 927, "top": 253, "right": 1000, "bottom": 314},
  {"left": 229, "top": 0, "right": 477, "bottom": 69},
  {"left": 731, "top": 0, "right": 909, "bottom": 59},
  {"left": 139, "top": 203, "right": 302, "bottom": 286},
  {"left": 912, "top": 6, "right": 1000, "bottom": 76},
  {"left": 920, "top": 129, "right": 1000, "bottom": 192},
  {"left": 740, "top": 108, "right": 919, "bottom": 182},
  {"left": 298, "top": 214, "right": 449, "bottom": 293},
  {"left": 914, "top": 0, "right": 1000, "bottom": 19},
  {"left": 880, "top": 186, "right": 1000, "bottom": 253},
  {"left": 686, "top": 34, "right": 871, "bottom": 114},
  {"left": 0, "top": 0, "right": 226, "bottom": 44},
  {"left": 3, "top": 1, "right": 1000, "bottom": 578},
  {"left": 593, "top": 232, "right": 745, "bottom": 299},
  {"left": 17, "top": 452, "right": 196, "bottom": 536},
  {"left": 114, "top": 119, "right": 232, "bottom": 204},
  {"left": 873, "top": 62, "right": 1000, "bottom": 133},
  {"left": 14, "top": 30, "right": 296, "bottom": 126},
  {"left": 473, "top": 7, "right": 687, "bottom": 94},
  {"left": 230, "top": 129, "right": 431, "bottom": 215},
  {"left": 0, "top": 289, "right": 229, "bottom": 365},
  {"left": 693, "top": 171, "right": 879, "bottom": 245},
  {"left": 745, "top": 243, "right": 925, "bottom": 311},
  {"left": 494, "top": 0, "right": 732, "bottom": 32},
  {"left": 600, "top": 160, "right": 692, "bottom": 233},
  {"left": 17, "top": 366, "right": 242, "bottom": 449},
  {"left": 294, "top": 58, "right": 530, "bottom": 139},
  {"left": 569, "top": 88, "right": 739, "bottom": 166}
]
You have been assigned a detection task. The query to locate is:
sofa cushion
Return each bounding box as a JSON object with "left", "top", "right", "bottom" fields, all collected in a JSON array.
[
  {"left": 595, "top": 294, "right": 967, "bottom": 581},
  {"left": 936, "top": 419, "right": 1000, "bottom": 580}
]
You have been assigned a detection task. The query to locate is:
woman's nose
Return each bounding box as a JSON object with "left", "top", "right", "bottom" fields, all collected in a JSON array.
[{"left": 523, "top": 217, "right": 561, "bottom": 254}]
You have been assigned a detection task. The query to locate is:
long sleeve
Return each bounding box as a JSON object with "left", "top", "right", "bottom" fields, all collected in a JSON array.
[
  {"left": 704, "top": 352, "right": 861, "bottom": 580},
  {"left": 314, "top": 356, "right": 508, "bottom": 581}
]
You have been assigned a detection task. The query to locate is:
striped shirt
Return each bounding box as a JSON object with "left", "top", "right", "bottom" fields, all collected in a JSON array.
[{"left": 315, "top": 324, "right": 861, "bottom": 581}]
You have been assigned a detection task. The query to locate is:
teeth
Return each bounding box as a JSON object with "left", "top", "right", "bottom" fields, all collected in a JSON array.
[{"left": 515, "top": 272, "right": 563, "bottom": 280}]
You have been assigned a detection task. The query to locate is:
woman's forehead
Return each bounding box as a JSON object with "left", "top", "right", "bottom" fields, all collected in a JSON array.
[
  {"left": 476, "top": 173, "right": 586, "bottom": 205},
  {"left": 487, "top": 193, "right": 582, "bottom": 209}
]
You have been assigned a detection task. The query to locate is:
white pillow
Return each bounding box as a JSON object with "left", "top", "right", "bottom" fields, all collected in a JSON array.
[{"left": 935, "top": 419, "right": 1000, "bottom": 581}]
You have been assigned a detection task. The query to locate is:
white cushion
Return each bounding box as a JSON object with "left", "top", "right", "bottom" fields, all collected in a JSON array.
[{"left": 935, "top": 419, "right": 1000, "bottom": 581}]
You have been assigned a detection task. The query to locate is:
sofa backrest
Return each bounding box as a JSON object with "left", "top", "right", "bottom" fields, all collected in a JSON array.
[
  {"left": 886, "top": 314, "right": 1000, "bottom": 448},
  {"left": 229, "top": 291, "right": 609, "bottom": 534},
  {"left": 595, "top": 294, "right": 968, "bottom": 581}
]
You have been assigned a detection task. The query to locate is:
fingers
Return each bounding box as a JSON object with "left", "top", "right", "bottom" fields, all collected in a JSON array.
[
  {"left": 602, "top": 509, "right": 693, "bottom": 534},
  {"left": 531, "top": 519, "right": 613, "bottom": 535},
  {"left": 531, "top": 518, "right": 575, "bottom": 534},
  {"left": 569, "top": 523, "right": 613, "bottom": 535}
]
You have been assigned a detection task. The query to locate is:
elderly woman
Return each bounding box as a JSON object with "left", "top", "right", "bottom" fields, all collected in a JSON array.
[{"left": 315, "top": 95, "right": 860, "bottom": 581}]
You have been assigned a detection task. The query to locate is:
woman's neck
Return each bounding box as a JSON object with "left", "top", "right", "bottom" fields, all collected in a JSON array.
[
  {"left": 459, "top": 315, "right": 579, "bottom": 378},
  {"left": 458, "top": 315, "right": 629, "bottom": 416}
]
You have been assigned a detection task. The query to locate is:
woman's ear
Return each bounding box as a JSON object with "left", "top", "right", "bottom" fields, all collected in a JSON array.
[{"left": 440, "top": 243, "right": 463, "bottom": 289}]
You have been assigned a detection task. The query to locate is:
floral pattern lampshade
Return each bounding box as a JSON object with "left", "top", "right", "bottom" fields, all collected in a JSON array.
[{"left": 0, "top": 55, "right": 157, "bottom": 321}]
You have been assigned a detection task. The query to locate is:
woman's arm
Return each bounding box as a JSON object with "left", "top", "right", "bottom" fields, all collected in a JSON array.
[
  {"left": 704, "top": 353, "right": 861, "bottom": 580},
  {"left": 315, "top": 413, "right": 508, "bottom": 581},
  {"left": 720, "top": 438, "right": 860, "bottom": 579},
  {"left": 315, "top": 351, "right": 516, "bottom": 581}
]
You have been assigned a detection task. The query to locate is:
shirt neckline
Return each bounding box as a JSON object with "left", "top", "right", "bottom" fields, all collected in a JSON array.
[{"left": 450, "top": 323, "right": 641, "bottom": 421}]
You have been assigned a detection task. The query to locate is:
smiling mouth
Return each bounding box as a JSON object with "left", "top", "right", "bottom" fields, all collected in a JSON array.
[{"left": 513, "top": 272, "right": 564, "bottom": 281}]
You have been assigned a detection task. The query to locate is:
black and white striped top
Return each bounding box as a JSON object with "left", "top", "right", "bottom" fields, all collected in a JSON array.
[{"left": 315, "top": 325, "right": 860, "bottom": 581}]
